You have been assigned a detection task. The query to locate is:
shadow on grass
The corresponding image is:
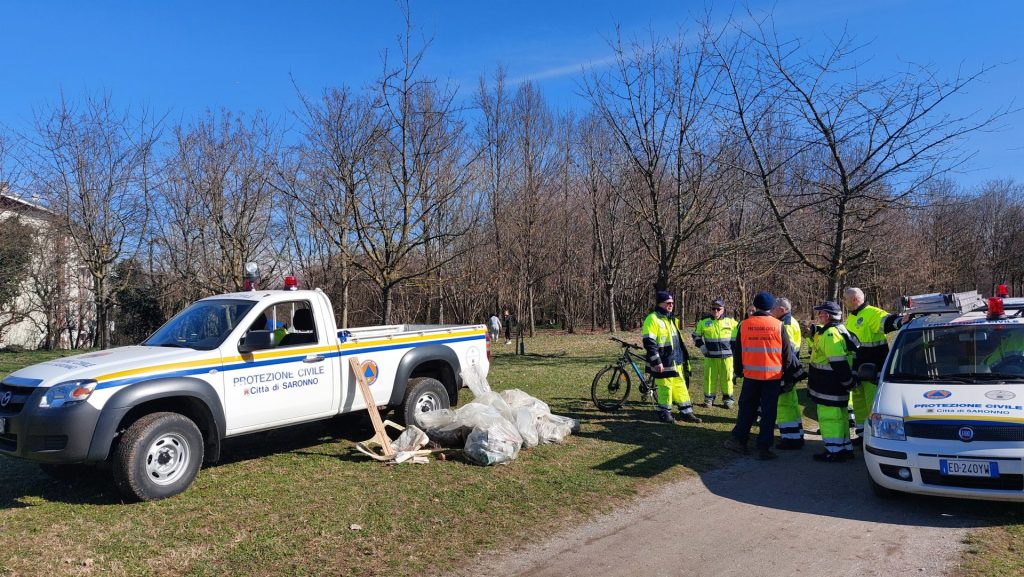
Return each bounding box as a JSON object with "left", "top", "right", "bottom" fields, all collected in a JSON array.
[
  {"left": 560, "top": 402, "right": 733, "bottom": 478},
  {"left": 0, "top": 413, "right": 382, "bottom": 508}
]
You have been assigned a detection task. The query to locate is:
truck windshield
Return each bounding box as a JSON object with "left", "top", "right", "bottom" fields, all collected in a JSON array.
[
  {"left": 143, "top": 300, "right": 256, "bottom": 351},
  {"left": 886, "top": 324, "right": 1024, "bottom": 383}
]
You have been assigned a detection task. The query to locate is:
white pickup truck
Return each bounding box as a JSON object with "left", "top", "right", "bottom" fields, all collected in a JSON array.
[{"left": 0, "top": 287, "right": 489, "bottom": 501}]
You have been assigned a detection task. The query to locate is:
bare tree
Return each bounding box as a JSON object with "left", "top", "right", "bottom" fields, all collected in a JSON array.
[
  {"left": 158, "top": 110, "right": 283, "bottom": 296},
  {"left": 285, "top": 86, "right": 381, "bottom": 328},
  {"left": 28, "top": 94, "right": 158, "bottom": 348},
  {"left": 584, "top": 28, "right": 732, "bottom": 294},
  {"left": 352, "top": 9, "right": 477, "bottom": 323},
  {"left": 711, "top": 16, "right": 1011, "bottom": 300}
]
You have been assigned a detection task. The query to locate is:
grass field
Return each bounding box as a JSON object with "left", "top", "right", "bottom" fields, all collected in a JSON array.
[
  {"left": 0, "top": 332, "right": 741, "bottom": 577},
  {"left": 1, "top": 334, "right": 1022, "bottom": 576}
]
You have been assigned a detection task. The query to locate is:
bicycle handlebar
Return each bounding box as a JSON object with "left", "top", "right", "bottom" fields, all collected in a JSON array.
[{"left": 609, "top": 337, "right": 643, "bottom": 350}]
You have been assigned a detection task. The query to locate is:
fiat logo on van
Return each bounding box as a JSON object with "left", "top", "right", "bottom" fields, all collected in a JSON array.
[
  {"left": 923, "top": 390, "right": 952, "bottom": 400},
  {"left": 958, "top": 426, "right": 975, "bottom": 442},
  {"left": 0, "top": 391, "right": 10, "bottom": 407}
]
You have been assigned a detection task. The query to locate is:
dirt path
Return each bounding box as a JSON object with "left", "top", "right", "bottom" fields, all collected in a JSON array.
[{"left": 451, "top": 440, "right": 1007, "bottom": 577}]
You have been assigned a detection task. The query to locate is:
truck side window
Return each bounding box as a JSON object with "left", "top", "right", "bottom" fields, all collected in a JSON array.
[{"left": 252, "top": 301, "right": 318, "bottom": 348}]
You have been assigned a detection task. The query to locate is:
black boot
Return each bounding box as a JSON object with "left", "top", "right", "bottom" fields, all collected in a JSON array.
[{"left": 813, "top": 451, "right": 849, "bottom": 463}]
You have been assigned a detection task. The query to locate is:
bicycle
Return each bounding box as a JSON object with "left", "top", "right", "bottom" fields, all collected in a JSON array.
[{"left": 591, "top": 337, "right": 658, "bottom": 411}]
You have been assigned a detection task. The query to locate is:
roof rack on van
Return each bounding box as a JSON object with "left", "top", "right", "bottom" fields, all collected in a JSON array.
[{"left": 899, "top": 291, "right": 987, "bottom": 316}]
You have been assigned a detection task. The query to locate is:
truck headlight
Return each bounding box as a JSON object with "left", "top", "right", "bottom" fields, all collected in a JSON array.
[
  {"left": 870, "top": 413, "right": 906, "bottom": 441},
  {"left": 39, "top": 380, "right": 97, "bottom": 408}
]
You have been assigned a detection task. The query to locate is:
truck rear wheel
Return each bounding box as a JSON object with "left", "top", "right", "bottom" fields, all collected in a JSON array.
[
  {"left": 112, "top": 412, "right": 204, "bottom": 502},
  {"left": 401, "top": 377, "right": 450, "bottom": 426}
]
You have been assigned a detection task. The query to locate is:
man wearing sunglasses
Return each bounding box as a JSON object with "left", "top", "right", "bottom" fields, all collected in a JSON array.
[{"left": 692, "top": 297, "right": 738, "bottom": 409}]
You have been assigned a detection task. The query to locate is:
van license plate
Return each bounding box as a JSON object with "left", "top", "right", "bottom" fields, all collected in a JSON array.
[{"left": 940, "top": 459, "right": 998, "bottom": 478}]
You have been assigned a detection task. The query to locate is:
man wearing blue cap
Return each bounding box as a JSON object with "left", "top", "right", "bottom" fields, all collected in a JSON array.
[
  {"left": 724, "top": 291, "right": 800, "bottom": 459},
  {"left": 642, "top": 290, "right": 701, "bottom": 424},
  {"left": 808, "top": 301, "right": 859, "bottom": 462},
  {"left": 692, "top": 297, "right": 738, "bottom": 409}
]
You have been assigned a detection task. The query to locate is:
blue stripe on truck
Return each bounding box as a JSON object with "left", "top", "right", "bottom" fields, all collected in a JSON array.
[{"left": 95, "top": 334, "right": 484, "bottom": 390}]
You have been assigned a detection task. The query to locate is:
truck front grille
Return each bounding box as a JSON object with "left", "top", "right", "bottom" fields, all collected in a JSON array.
[
  {"left": 905, "top": 422, "right": 1024, "bottom": 442},
  {"left": 0, "top": 382, "right": 36, "bottom": 414}
]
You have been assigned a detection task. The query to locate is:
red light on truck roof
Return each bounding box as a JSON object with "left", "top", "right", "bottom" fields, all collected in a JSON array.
[
  {"left": 284, "top": 276, "right": 298, "bottom": 290},
  {"left": 987, "top": 297, "right": 1006, "bottom": 320}
]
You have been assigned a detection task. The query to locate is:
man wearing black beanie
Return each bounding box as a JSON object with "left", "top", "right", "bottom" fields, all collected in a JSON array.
[{"left": 724, "top": 291, "right": 801, "bottom": 459}]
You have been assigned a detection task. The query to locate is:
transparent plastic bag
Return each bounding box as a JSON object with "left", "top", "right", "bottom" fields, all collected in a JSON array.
[
  {"left": 392, "top": 425, "right": 429, "bottom": 453},
  {"left": 414, "top": 409, "right": 465, "bottom": 447},
  {"left": 473, "top": 391, "right": 514, "bottom": 422},
  {"left": 514, "top": 407, "right": 539, "bottom": 448},
  {"left": 462, "top": 366, "right": 492, "bottom": 398},
  {"left": 453, "top": 402, "right": 503, "bottom": 429},
  {"left": 499, "top": 389, "right": 551, "bottom": 419},
  {"left": 536, "top": 414, "right": 579, "bottom": 444},
  {"left": 464, "top": 419, "right": 523, "bottom": 466}
]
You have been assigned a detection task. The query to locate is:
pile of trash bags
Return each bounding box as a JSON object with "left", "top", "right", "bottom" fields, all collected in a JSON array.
[{"left": 414, "top": 368, "right": 579, "bottom": 466}]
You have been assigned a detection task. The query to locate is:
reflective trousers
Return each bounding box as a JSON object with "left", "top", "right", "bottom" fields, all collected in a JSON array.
[
  {"left": 818, "top": 404, "right": 852, "bottom": 454},
  {"left": 703, "top": 357, "right": 734, "bottom": 403},
  {"left": 851, "top": 380, "right": 878, "bottom": 434},
  {"left": 776, "top": 389, "right": 803, "bottom": 440},
  {"left": 656, "top": 375, "right": 694, "bottom": 414}
]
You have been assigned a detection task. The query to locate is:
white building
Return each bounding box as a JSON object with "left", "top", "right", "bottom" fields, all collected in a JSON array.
[{"left": 0, "top": 189, "right": 94, "bottom": 349}]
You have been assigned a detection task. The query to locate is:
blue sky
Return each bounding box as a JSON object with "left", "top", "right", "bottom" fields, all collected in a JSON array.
[{"left": 1, "top": 0, "right": 1021, "bottom": 188}]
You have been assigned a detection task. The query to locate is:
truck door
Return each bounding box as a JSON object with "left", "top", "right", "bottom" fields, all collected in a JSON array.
[{"left": 224, "top": 299, "right": 336, "bottom": 433}]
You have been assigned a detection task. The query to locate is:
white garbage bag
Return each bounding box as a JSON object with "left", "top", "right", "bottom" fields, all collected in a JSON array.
[{"left": 464, "top": 418, "right": 523, "bottom": 466}]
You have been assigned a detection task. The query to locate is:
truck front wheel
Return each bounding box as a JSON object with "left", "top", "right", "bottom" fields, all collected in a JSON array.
[
  {"left": 112, "top": 412, "right": 204, "bottom": 502},
  {"left": 401, "top": 377, "right": 450, "bottom": 426}
]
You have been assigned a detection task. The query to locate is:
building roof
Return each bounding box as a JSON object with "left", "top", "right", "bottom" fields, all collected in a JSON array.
[{"left": 0, "top": 191, "right": 55, "bottom": 217}]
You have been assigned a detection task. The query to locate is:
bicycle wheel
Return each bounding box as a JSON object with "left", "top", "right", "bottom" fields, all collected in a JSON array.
[{"left": 592, "top": 365, "right": 631, "bottom": 411}]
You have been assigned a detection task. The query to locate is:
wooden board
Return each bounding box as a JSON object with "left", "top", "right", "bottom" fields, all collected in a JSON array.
[{"left": 349, "top": 356, "right": 394, "bottom": 458}]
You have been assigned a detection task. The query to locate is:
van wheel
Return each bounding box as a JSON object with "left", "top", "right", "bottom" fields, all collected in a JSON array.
[
  {"left": 402, "top": 377, "right": 450, "bottom": 426},
  {"left": 112, "top": 412, "right": 204, "bottom": 502}
]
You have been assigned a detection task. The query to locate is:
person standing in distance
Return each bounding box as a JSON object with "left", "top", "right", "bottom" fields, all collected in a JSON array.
[
  {"left": 692, "top": 297, "right": 738, "bottom": 409},
  {"left": 842, "top": 287, "right": 904, "bottom": 443},
  {"left": 642, "top": 291, "right": 702, "bottom": 424},
  {"left": 772, "top": 297, "right": 805, "bottom": 449},
  {"left": 724, "top": 291, "right": 800, "bottom": 460},
  {"left": 808, "top": 301, "right": 859, "bottom": 462}
]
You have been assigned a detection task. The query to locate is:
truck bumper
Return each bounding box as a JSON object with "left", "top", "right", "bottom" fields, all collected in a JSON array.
[{"left": 0, "top": 387, "right": 103, "bottom": 464}]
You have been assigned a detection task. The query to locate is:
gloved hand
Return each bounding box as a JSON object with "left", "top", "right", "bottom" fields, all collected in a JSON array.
[{"left": 781, "top": 379, "right": 796, "bottom": 393}]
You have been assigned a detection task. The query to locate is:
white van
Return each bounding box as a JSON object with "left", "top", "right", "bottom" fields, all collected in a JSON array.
[{"left": 863, "top": 293, "right": 1024, "bottom": 501}]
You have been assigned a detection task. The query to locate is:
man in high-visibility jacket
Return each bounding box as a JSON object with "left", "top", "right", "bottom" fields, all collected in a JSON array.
[
  {"left": 642, "top": 291, "right": 702, "bottom": 424},
  {"left": 842, "top": 287, "right": 904, "bottom": 443},
  {"left": 808, "top": 301, "right": 859, "bottom": 462},
  {"left": 692, "top": 297, "right": 739, "bottom": 409},
  {"left": 771, "top": 297, "right": 805, "bottom": 449},
  {"left": 723, "top": 291, "right": 800, "bottom": 460}
]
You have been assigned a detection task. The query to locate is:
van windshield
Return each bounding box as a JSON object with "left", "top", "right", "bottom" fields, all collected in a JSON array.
[
  {"left": 143, "top": 300, "right": 255, "bottom": 351},
  {"left": 886, "top": 324, "right": 1024, "bottom": 383}
]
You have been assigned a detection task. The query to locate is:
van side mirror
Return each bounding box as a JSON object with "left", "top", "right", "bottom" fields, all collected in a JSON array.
[
  {"left": 857, "top": 363, "right": 878, "bottom": 382},
  {"left": 239, "top": 330, "right": 273, "bottom": 353}
]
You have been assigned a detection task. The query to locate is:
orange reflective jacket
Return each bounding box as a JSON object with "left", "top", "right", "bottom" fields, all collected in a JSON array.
[{"left": 738, "top": 314, "right": 784, "bottom": 380}]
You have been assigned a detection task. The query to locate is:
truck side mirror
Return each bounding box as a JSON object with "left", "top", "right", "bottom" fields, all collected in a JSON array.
[
  {"left": 858, "top": 363, "right": 878, "bottom": 382},
  {"left": 239, "top": 330, "right": 273, "bottom": 353}
]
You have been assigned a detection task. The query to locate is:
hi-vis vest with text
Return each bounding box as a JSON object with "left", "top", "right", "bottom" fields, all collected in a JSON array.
[{"left": 739, "top": 315, "right": 784, "bottom": 380}]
